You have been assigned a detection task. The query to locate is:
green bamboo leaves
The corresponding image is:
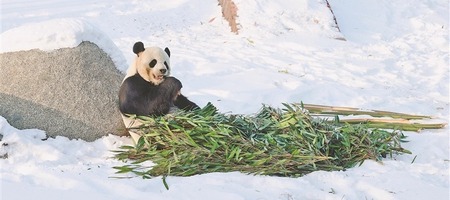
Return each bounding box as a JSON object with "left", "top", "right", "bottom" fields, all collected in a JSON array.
[{"left": 114, "top": 103, "right": 411, "bottom": 179}]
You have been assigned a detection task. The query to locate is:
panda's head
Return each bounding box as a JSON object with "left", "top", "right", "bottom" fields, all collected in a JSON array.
[{"left": 132, "top": 41, "right": 171, "bottom": 85}]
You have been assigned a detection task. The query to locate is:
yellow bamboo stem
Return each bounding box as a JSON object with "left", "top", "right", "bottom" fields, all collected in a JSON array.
[
  {"left": 297, "top": 103, "right": 447, "bottom": 131},
  {"left": 300, "top": 103, "right": 431, "bottom": 119}
]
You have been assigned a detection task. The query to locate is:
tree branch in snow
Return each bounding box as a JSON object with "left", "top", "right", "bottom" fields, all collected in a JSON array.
[{"left": 218, "top": 0, "right": 239, "bottom": 34}]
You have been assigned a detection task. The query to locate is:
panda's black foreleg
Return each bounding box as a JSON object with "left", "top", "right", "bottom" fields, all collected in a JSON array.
[
  {"left": 160, "top": 77, "right": 199, "bottom": 111},
  {"left": 174, "top": 94, "right": 199, "bottom": 111}
]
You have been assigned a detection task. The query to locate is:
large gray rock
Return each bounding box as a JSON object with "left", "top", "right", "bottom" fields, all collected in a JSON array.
[{"left": 0, "top": 41, "right": 127, "bottom": 141}]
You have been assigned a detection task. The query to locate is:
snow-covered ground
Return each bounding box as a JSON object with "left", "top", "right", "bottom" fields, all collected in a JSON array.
[{"left": 1, "top": 0, "right": 449, "bottom": 199}]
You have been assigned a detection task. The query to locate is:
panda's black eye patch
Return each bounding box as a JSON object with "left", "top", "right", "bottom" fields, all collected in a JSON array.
[
  {"left": 164, "top": 61, "right": 169, "bottom": 70},
  {"left": 149, "top": 59, "right": 157, "bottom": 68}
]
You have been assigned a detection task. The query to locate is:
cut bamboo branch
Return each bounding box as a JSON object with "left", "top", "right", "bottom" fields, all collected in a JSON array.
[
  {"left": 340, "top": 118, "right": 410, "bottom": 124},
  {"left": 300, "top": 103, "right": 432, "bottom": 120},
  {"left": 338, "top": 118, "right": 447, "bottom": 132},
  {"left": 296, "top": 103, "right": 447, "bottom": 131}
]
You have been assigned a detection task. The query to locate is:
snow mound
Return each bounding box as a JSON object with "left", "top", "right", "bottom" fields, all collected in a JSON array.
[
  {"left": 235, "top": 0, "right": 344, "bottom": 39},
  {"left": 0, "top": 18, "right": 127, "bottom": 71}
]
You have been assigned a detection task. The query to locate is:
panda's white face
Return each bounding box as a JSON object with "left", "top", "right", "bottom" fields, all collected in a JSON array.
[{"left": 136, "top": 47, "right": 171, "bottom": 85}]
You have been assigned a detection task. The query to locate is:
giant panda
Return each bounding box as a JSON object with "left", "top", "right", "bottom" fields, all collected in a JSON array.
[{"left": 119, "top": 41, "right": 199, "bottom": 143}]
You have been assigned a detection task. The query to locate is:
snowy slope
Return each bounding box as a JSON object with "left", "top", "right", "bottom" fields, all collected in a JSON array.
[{"left": 1, "top": 0, "right": 449, "bottom": 199}]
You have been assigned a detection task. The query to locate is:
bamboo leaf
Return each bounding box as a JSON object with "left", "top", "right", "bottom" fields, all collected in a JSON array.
[{"left": 162, "top": 176, "right": 169, "bottom": 190}]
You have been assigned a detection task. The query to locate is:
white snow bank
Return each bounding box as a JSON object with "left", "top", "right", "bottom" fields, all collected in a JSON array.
[
  {"left": 328, "top": 0, "right": 449, "bottom": 44},
  {"left": 0, "top": 18, "right": 128, "bottom": 71},
  {"left": 0, "top": 115, "right": 136, "bottom": 199},
  {"left": 235, "top": 0, "right": 344, "bottom": 39}
]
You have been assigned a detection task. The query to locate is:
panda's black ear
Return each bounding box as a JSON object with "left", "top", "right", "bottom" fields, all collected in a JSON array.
[
  {"left": 133, "top": 42, "right": 145, "bottom": 55},
  {"left": 164, "top": 47, "right": 171, "bottom": 58}
]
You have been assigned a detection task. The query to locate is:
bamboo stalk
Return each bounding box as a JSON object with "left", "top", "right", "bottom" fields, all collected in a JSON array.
[
  {"left": 300, "top": 103, "right": 431, "bottom": 119},
  {"left": 340, "top": 118, "right": 410, "bottom": 124},
  {"left": 297, "top": 103, "right": 447, "bottom": 131},
  {"left": 338, "top": 118, "right": 447, "bottom": 132}
]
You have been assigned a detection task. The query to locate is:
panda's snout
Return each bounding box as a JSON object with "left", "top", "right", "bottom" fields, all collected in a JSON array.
[{"left": 160, "top": 69, "right": 167, "bottom": 74}]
